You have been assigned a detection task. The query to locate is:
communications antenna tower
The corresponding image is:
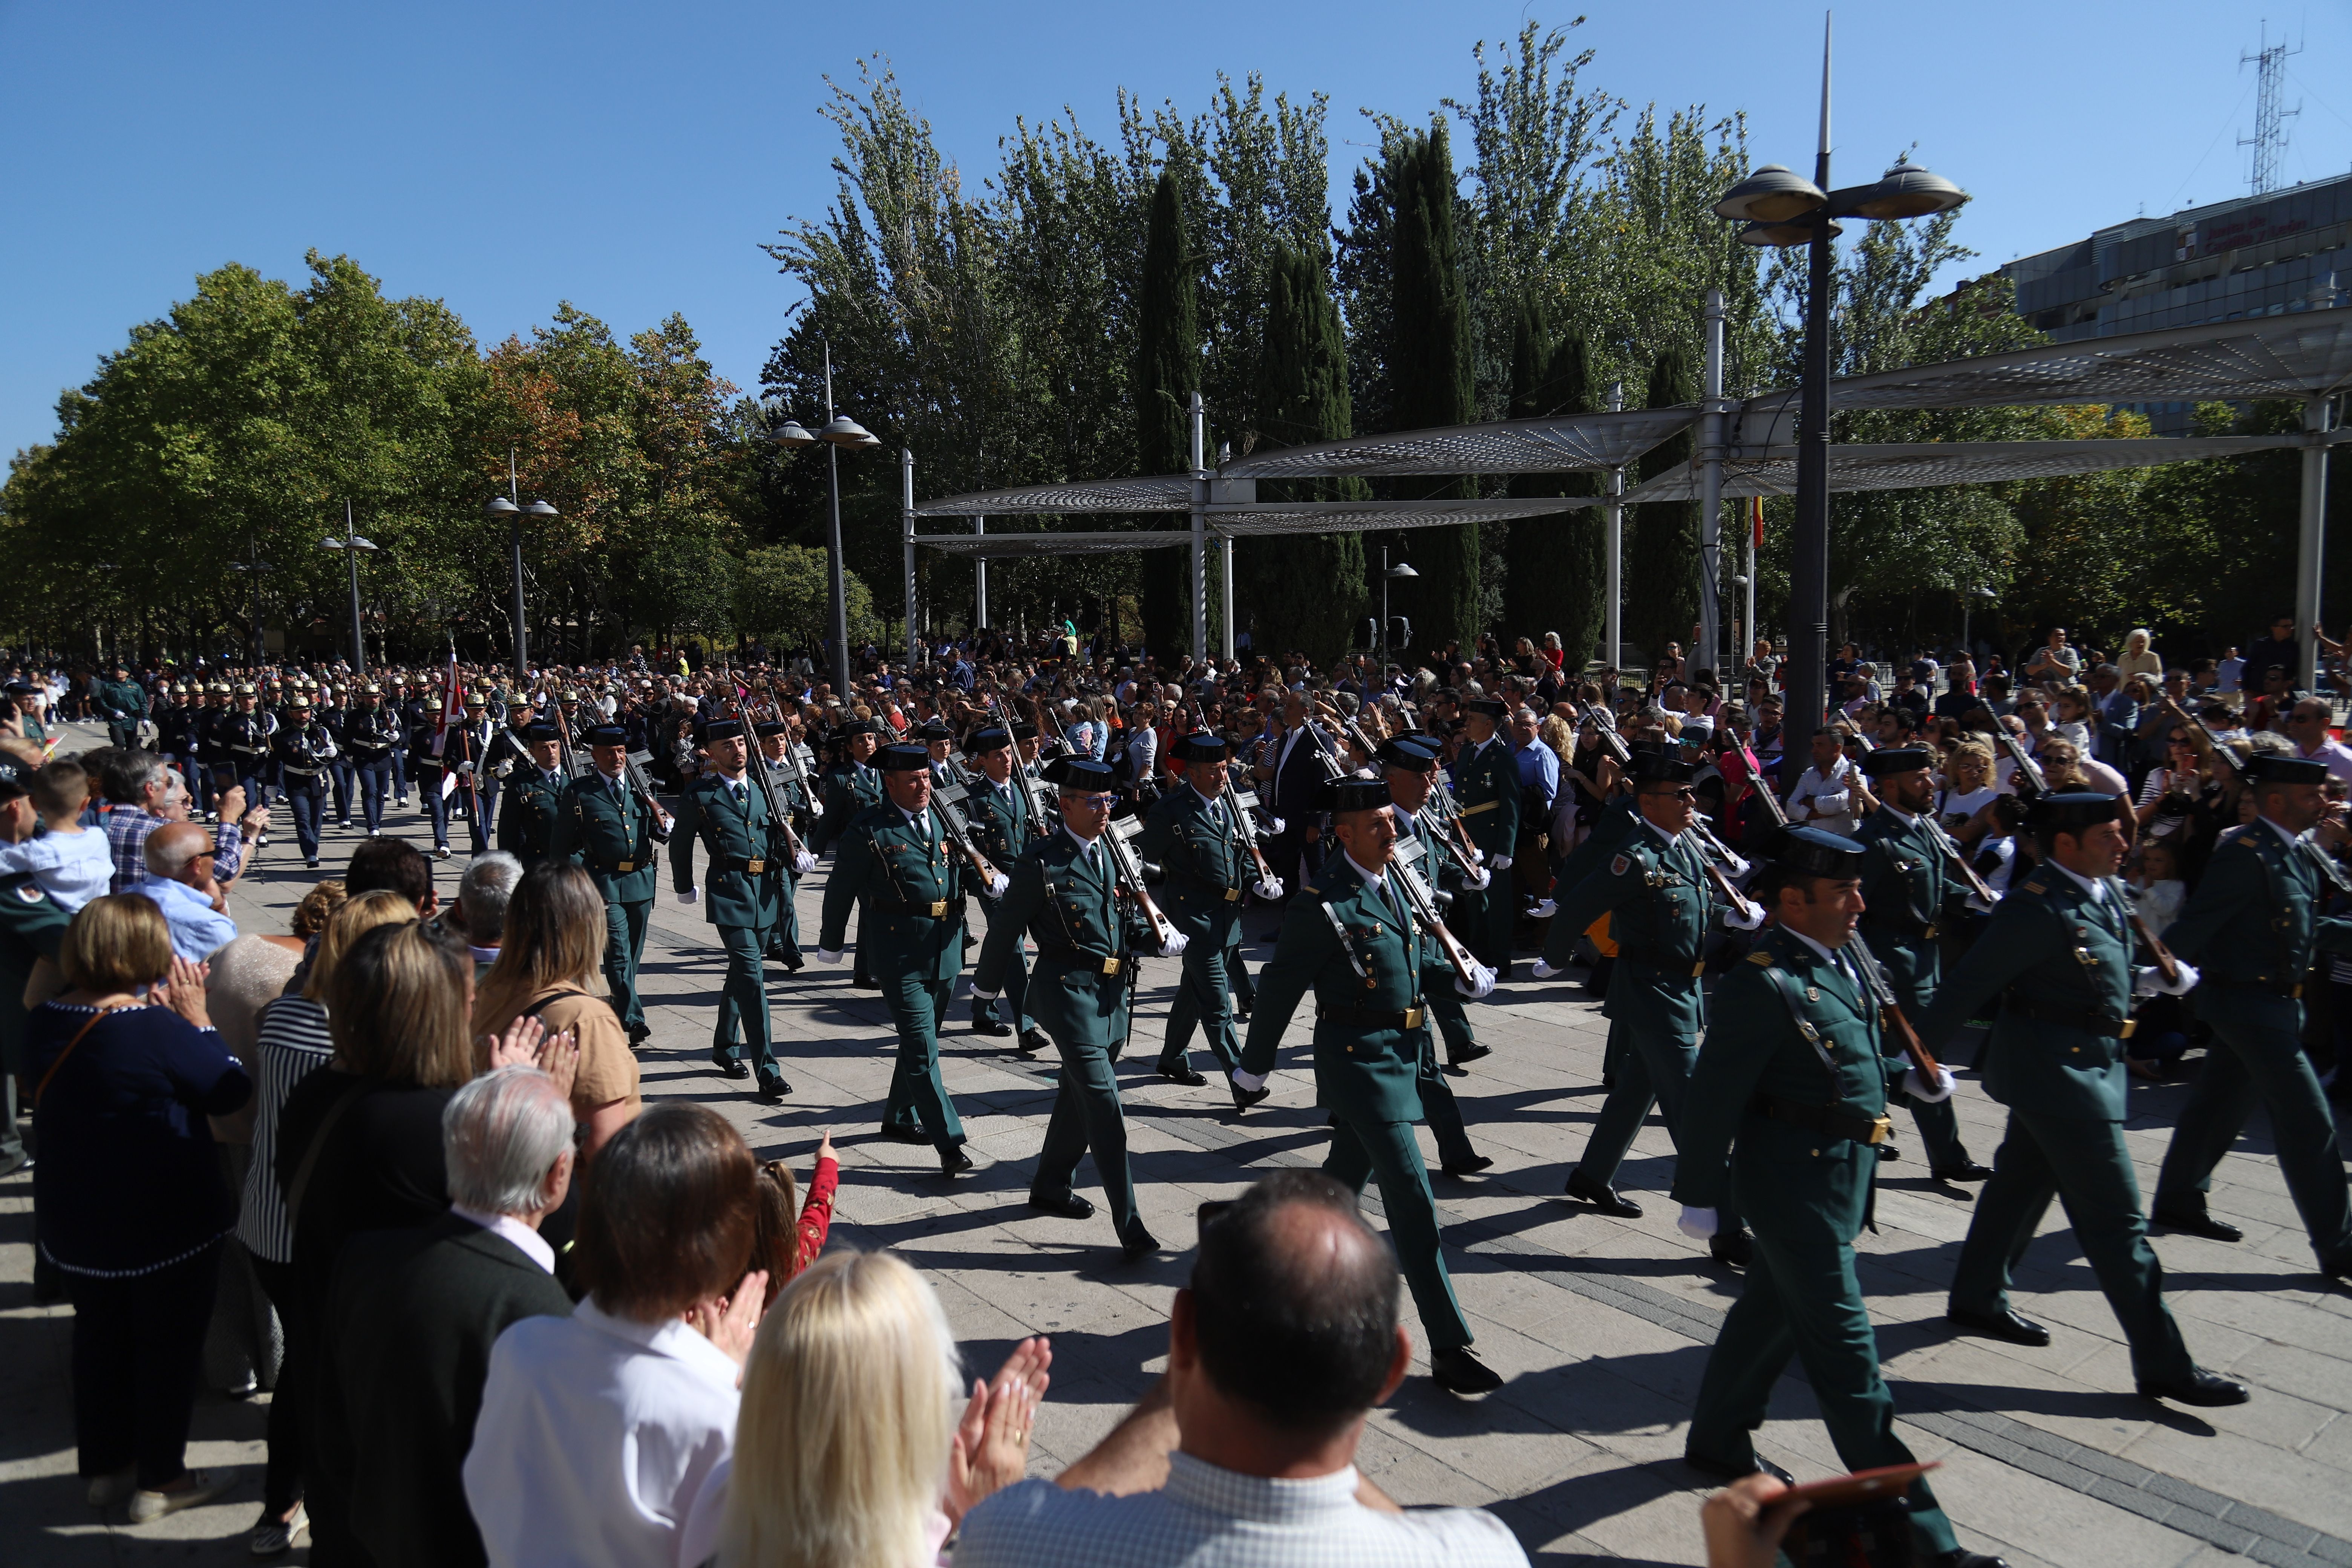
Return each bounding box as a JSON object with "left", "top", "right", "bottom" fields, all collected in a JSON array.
[{"left": 2239, "top": 24, "right": 2301, "bottom": 195}]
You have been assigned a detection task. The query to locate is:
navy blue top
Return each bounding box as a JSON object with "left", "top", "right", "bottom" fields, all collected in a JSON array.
[{"left": 26, "top": 1002, "right": 251, "bottom": 1275}]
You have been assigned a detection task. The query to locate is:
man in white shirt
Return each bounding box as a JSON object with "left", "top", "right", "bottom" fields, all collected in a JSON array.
[
  {"left": 2283, "top": 698, "right": 2352, "bottom": 784},
  {"left": 954, "top": 1170, "right": 1529, "bottom": 1568},
  {"left": 137, "top": 821, "right": 239, "bottom": 961},
  {"left": 1784, "top": 728, "right": 1865, "bottom": 835}
]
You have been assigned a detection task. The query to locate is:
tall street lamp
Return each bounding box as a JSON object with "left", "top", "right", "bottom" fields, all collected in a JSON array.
[
  {"left": 1962, "top": 584, "right": 1998, "bottom": 660},
  {"left": 1711, "top": 14, "right": 1967, "bottom": 733},
  {"left": 1380, "top": 544, "right": 1418, "bottom": 671},
  {"left": 768, "top": 341, "right": 881, "bottom": 697},
  {"left": 229, "top": 538, "right": 276, "bottom": 666},
  {"left": 322, "top": 498, "right": 379, "bottom": 675},
  {"left": 482, "top": 447, "right": 560, "bottom": 684}
]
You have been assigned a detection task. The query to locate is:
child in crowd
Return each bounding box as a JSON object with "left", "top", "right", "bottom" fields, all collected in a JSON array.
[{"left": 0, "top": 757, "right": 110, "bottom": 911}]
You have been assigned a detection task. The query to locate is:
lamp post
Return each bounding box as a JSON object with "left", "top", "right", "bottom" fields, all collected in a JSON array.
[
  {"left": 1380, "top": 544, "right": 1418, "bottom": 670},
  {"left": 482, "top": 448, "right": 561, "bottom": 684},
  {"left": 1710, "top": 14, "right": 1967, "bottom": 733},
  {"left": 768, "top": 341, "right": 881, "bottom": 698},
  {"left": 228, "top": 538, "right": 276, "bottom": 666},
  {"left": 1962, "top": 584, "right": 1997, "bottom": 661},
  {"left": 321, "top": 499, "right": 379, "bottom": 675}
]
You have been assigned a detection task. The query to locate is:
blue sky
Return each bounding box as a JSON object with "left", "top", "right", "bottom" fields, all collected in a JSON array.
[{"left": 4, "top": 1, "right": 2347, "bottom": 466}]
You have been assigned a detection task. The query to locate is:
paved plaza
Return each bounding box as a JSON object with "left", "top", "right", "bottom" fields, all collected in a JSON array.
[{"left": 6, "top": 730, "right": 2352, "bottom": 1566}]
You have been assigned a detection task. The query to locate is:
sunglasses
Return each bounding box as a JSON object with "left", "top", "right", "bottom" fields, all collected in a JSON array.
[{"left": 1065, "top": 792, "right": 1118, "bottom": 808}]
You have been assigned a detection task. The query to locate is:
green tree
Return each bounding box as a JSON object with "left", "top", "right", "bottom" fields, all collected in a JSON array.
[
  {"left": 736, "top": 542, "right": 881, "bottom": 650},
  {"left": 1386, "top": 121, "right": 1480, "bottom": 658},
  {"left": 1501, "top": 305, "right": 1603, "bottom": 664},
  {"left": 1626, "top": 347, "right": 1697, "bottom": 666},
  {"left": 1135, "top": 167, "right": 1200, "bottom": 656}
]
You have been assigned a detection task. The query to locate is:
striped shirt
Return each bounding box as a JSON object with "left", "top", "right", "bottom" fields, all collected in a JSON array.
[{"left": 236, "top": 994, "right": 335, "bottom": 1263}]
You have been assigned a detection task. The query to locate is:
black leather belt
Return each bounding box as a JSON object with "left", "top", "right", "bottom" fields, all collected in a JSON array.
[
  {"left": 1751, "top": 1094, "right": 1893, "bottom": 1145},
  {"left": 2003, "top": 995, "right": 2136, "bottom": 1038},
  {"left": 1621, "top": 954, "right": 1709, "bottom": 979},
  {"left": 729, "top": 856, "right": 770, "bottom": 875},
  {"left": 1317, "top": 1001, "right": 1427, "bottom": 1030},
  {"left": 2206, "top": 977, "right": 2305, "bottom": 998},
  {"left": 874, "top": 895, "right": 965, "bottom": 919},
  {"left": 1037, "top": 945, "right": 1122, "bottom": 975},
  {"left": 281, "top": 766, "right": 322, "bottom": 778}
]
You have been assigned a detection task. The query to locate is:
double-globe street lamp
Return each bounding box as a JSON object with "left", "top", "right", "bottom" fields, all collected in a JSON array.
[
  {"left": 767, "top": 342, "right": 880, "bottom": 698},
  {"left": 1711, "top": 18, "right": 1968, "bottom": 734},
  {"left": 482, "top": 449, "right": 561, "bottom": 683}
]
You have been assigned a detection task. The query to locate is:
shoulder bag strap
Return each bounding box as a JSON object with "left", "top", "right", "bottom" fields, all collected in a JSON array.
[
  {"left": 33, "top": 1004, "right": 120, "bottom": 1110},
  {"left": 284, "top": 1076, "right": 372, "bottom": 1233}
]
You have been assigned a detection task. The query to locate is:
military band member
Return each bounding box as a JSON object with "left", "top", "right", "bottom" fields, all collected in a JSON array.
[
  {"left": 972, "top": 756, "right": 1179, "bottom": 1258},
  {"left": 1920, "top": 792, "right": 2245, "bottom": 1407},
  {"left": 962, "top": 724, "right": 1049, "bottom": 1051},
  {"left": 1236, "top": 775, "right": 1502, "bottom": 1396},
  {"left": 496, "top": 724, "right": 568, "bottom": 869},
  {"left": 271, "top": 694, "right": 338, "bottom": 869},
  {"left": 1672, "top": 827, "right": 2002, "bottom": 1568},
  {"left": 1450, "top": 698, "right": 1522, "bottom": 975},
  {"left": 341, "top": 683, "right": 403, "bottom": 836},
  {"left": 553, "top": 725, "right": 674, "bottom": 1046},
  {"left": 816, "top": 743, "right": 1005, "bottom": 1172},
  {"left": 452, "top": 695, "right": 499, "bottom": 854},
  {"left": 1139, "top": 733, "right": 1283, "bottom": 1104},
  {"left": 1853, "top": 746, "right": 1992, "bottom": 1181},
  {"left": 672, "top": 718, "right": 790, "bottom": 1099},
  {"left": 1537, "top": 752, "right": 1766, "bottom": 1265},
  {"left": 222, "top": 684, "right": 276, "bottom": 809},
  {"left": 2153, "top": 752, "right": 2352, "bottom": 1279}
]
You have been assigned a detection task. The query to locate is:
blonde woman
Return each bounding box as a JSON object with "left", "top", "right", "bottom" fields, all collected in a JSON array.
[
  {"left": 686, "top": 1250, "right": 1049, "bottom": 1568},
  {"left": 473, "top": 861, "right": 637, "bottom": 1160}
]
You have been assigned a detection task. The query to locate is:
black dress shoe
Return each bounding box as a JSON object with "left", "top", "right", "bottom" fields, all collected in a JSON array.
[
  {"left": 755, "top": 1075, "right": 790, "bottom": 1103},
  {"left": 1710, "top": 1230, "right": 1754, "bottom": 1269},
  {"left": 1564, "top": 1168, "right": 1643, "bottom": 1217},
  {"left": 1442, "top": 1155, "right": 1496, "bottom": 1177},
  {"left": 2153, "top": 1205, "right": 2243, "bottom": 1243},
  {"left": 2138, "top": 1366, "right": 2251, "bottom": 1406},
  {"left": 1158, "top": 1066, "right": 1208, "bottom": 1087},
  {"left": 1028, "top": 1190, "right": 1096, "bottom": 1220},
  {"left": 877, "top": 1124, "right": 930, "bottom": 1145},
  {"left": 1927, "top": 1549, "right": 2012, "bottom": 1568},
  {"left": 1430, "top": 1345, "right": 1504, "bottom": 1395},
  {"left": 1879, "top": 1141, "right": 1902, "bottom": 1160},
  {"left": 1684, "top": 1452, "right": 1795, "bottom": 1487},
  {"left": 1932, "top": 1160, "right": 1995, "bottom": 1183},
  {"left": 628, "top": 1023, "right": 651, "bottom": 1044},
  {"left": 1449, "top": 1043, "right": 1493, "bottom": 1066},
  {"left": 969, "top": 1004, "right": 1011, "bottom": 1038},
  {"left": 1121, "top": 1228, "right": 1161, "bottom": 1262},
  {"left": 710, "top": 1055, "right": 749, "bottom": 1080},
  {"left": 1231, "top": 1082, "right": 1271, "bottom": 1111},
  {"left": 1946, "top": 1305, "right": 2051, "bottom": 1347},
  {"left": 1018, "top": 1027, "right": 1053, "bottom": 1055},
  {"left": 940, "top": 1147, "right": 976, "bottom": 1177}
]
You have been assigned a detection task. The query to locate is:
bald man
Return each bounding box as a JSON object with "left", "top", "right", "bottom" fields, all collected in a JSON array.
[{"left": 140, "top": 820, "right": 239, "bottom": 960}]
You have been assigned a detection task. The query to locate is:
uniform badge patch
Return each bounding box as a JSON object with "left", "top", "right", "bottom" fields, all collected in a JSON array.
[
  {"left": 1610, "top": 853, "right": 1631, "bottom": 877},
  {"left": 14, "top": 883, "right": 44, "bottom": 903}
]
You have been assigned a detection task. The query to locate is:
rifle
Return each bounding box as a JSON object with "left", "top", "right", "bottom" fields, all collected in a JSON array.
[
  {"left": 1922, "top": 811, "right": 1997, "bottom": 906},
  {"left": 1185, "top": 695, "right": 1279, "bottom": 888},
  {"left": 1847, "top": 933, "right": 1943, "bottom": 1080},
  {"left": 621, "top": 748, "right": 677, "bottom": 839},
  {"left": 924, "top": 773, "right": 1003, "bottom": 888},
  {"left": 1334, "top": 704, "right": 1488, "bottom": 874},
  {"left": 1105, "top": 814, "right": 1180, "bottom": 952},
  {"left": 1735, "top": 740, "right": 1789, "bottom": 828},
  {"left": 1389, "top": 834, "right": 1482, "bottom": 988},
  {"left": 2161, "top": 695, "right": 2244, "bottom": 778},
  {"left": 990, "top": 694, "right": 1057, "bottom": 838}
]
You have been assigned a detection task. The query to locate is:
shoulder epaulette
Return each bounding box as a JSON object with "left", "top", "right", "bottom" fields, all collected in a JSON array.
[
  {"left": 2020, "top": 877, "right": 2048, "bottom": 894},
  {"left": 1745, "top": 949, "right": 1773, "bottom": 966}
]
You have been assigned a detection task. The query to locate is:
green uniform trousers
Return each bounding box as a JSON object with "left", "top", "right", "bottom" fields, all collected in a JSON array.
[
  {"left": 973, "top": 900, "right": 1036, "bottom": 1034},
  {"left": 711, "top": 922, "right": 776, "bottom": 1076},
  {"left": 879, "top": 974, "right": 966, "bottom": 1154},
  {"left": 1417, "top": 1053, "right": 1478, "bottom": 1170},
  {"left": 1159, "top": 936, "right": 1244, "bottom": 1076},
  {"left": 1577, "top": 1016, "right": 1743, "bottom": 1233},
  {"left": 1689, "top": 1191, "right": 1959, "bottom": 1559},
  {"left": 1323, "top": 1113, "right": 1473, "bottom": 1352},
  {"left": 1034, "top": 1036, "right": 1145, "bottom": 1245},
  {"left": 2155, "top": 992, "right": 2352, "bottom": 1269},
  {"left": 1452, "top": 883, "right": 1512, "bottom": 973},
  {"left": 1951, "top": 1108, "right": 2196, "bottom": 1384},
  {"left": 765, "top": 874, "right": 804, "bottom": 966},
  {"left": 1907, "top": 1093, "right": 1969, "bottom": 1171},
  {"left": 602, "top": 898, "right": 652, "bottom": 1034}
]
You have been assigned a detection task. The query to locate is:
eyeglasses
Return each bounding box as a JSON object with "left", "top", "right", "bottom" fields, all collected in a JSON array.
[{"left": 1066, "top": 792, "right": 1118, "bottom": 808}]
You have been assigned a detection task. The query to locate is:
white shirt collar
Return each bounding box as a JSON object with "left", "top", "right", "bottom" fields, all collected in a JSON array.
[
  {"left": 451, "top": 1205, "right": 556, "bottom": 1273},
  {"left": 1781, "top": 925, "right": 1847, "bottom": 968},
  {"left": 2046, "top": 857, "right": 2109, "bottom": 904},
  {"left": 1344, "top": 851, "right": 1388, "bottom": 893},
  {"left": 573, "top": 1296, "right": 743, "bottom": 1392},
  {"left": 1061, "top": 823, "right": 1103, "bottom": 856},
  {"left": 1882, "top": 801, "right": 1917, "bottom": 824},
  {"left": 2258, "top": 815, "right": 2307, "bottom": 849},
  {"left": 1191, "top": 784, "right": 1223, "bottom": 811},
  {"left": 1640, "top": 815, "right": 1682, "bottom": 847}
]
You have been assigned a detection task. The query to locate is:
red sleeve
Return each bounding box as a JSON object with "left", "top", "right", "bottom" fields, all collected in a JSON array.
[{"left": 790, "top": 1155, "right": 838, "bottom": 1278}]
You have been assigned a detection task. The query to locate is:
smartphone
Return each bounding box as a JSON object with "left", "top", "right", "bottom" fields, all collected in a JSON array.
[{"left": 1779, "top": 1461, "right": 1938, "bottom": 1509}]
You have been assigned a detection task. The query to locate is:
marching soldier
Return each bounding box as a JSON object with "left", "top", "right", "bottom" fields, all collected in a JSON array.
[
  {"left": 815, "top": 716, "right": 886, "bottom": 988},
  {"left": 961, "top": 724, "right": 1049, "bottom": 1051},
  {"left": 1236, "top": 775, "right": 1502, "bottom": 1396},
  {"left": 320, "top": 683, "right": 355, "bottom": 827},
  {"left": 100, "top": 664, "right": 148, "bottom": 750},
  {"left": 915, "top": 717, "right": 959, "bottom": 787},
  {"left": 272, "top": 692, "right": 338, "bottom": 869},
  {"left": 1139, "top": 733, "right": 1283, "bottom": 1104},
  {"left": 2153, "top": 752, "right": 2352, "bottom": 1279},
  {"left": 341, "top": 683, "right": 402, "bottom": 836},
  {"left": 1920, "top": 793, "right": 2245, "bottom": 1407},
  {"left": 1381, "top": 736, "right": 1494, "bottom": 1070},
  {"left": 1671, "top": 826, "right": 2002, "bottom": 1568},
  {"left": 401, "top": 714, "right": 462, "bottom": 860},
  {"left": 671, "top": 717, "right": 790, "bottom": 1100},
  {"left": 972, "top": 755, "right": 1180, "bottom": 1258},
  {"left": 553, "top": 725, "right": 673, "bottom": 1046},
  {"left": 448, "top": 694, "right": 498, "bottom": 855},
  {"left": 1853, "top": 747, "right": 1993, "bottom": 1181},
  {"left": 816, "top": 743, "right": 1004, "bottom": 1173},
  {"left": 222, "top": 684, "right": 276, "bottom": 810},
  {"left": 1536, "top": 750, "right": 1766, "bottom": 1266},
  {"left": 1450, "top": 698, "right": 1522, "bottom": 975},
  {"left": 753, "top": 718, "right": 820, "bottom": 971},
  {"left": 495, "top": 723, "right": 568, "bottom": 869}
]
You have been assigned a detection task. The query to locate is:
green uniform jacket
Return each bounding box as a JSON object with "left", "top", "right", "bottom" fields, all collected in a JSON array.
[
  {"left": 1856, "top": 805, "right": 1960, "bottom": 1013},
  {"left": 550, "top": 772, "right": 667, "bottom": 903},
  {"left": 973, "top": 829, "right": 1148, "bottom": 1049},
  {"left": 1674, "top": 926, "right": 1896, "bottom": 1243},
  {"left": 1551, "top": 793, "right": 1638, "bottom": 893},
  {"left": 1917, "top": 864, "right": 2143, "bottom": 1121},
  {"left": 962, "top": 773, "right": 1040, "bottom": 870},
  {"left": 671, "top": 773, "right": 784, "bottom": 929},
  {"left": 497, "top": 769, "right": 568, "bottom": 865},
  {"left": 1239, "top": 857, "right": 1456, "bottom": 1126},
  {"left": 1138, "top": 785, "right": 1253, "bottom": 937},
  {"left": 812, "top": 761, "right": 883, "bottom": 854},
  {"left": 818, "top": 802, "right": 981, "bottom": 985},
  {"left": 0, "top": 871, "right": 72, "bottom": 1072},
  {"left": 1544, "top": 823, "right": 1727, "bottom": 1035},
  {"left": 1449, "top": 737, "right": 1521, "bottom": 859},
  {"left": 2163, "top": 821, "right": 2352, "bottom": 993},
  {"left": 100, "top": 679, "right": 149, "bottom": 723}
]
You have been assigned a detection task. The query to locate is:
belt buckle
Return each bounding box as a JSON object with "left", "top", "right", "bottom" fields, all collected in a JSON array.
[
  {"left": 1865, "top": 1115, "right": 1893, "bottom": 1145},
  {"left": 1403, "top": 1005, "right": 1424, "bottom": 1029},
  {"left": 2293, "top": 982, "right": 2306, "bottom": 999},
  {"left": 615, "top": 860, "right": 634, "bottom": 874},
  {"left": 1224, "top": 887, "right": 1243, "bottom": 902},
  {"left": 1922, "top": 922, "right": 1940, "bottom": 940},
  {"left": 1691, "top": 961, "right": 1707, "bottom": 978},
  {"left": 745, "top": 858, "right": 766, "bottom": 875},
  {"left": 929, "top": 900, "right": 947, "bottom": 917},
  {"left": 2118, "top": 1018, "right": 2138, "bottom": 1039},
  {"left": 1102, "top": 956, "right": 1121, "bottom": 976}
]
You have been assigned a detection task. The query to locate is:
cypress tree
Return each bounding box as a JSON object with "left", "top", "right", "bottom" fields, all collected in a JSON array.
[
  {"left": 1135, "top": 169, "right": 1197, "bottom": 660},
  {"left": 1626, "top": 347, "right": 1698, "bottom": 669},
  {"left": 1244, "top": 245, "right": 1369, "bottom": 665},
  {"left": 1501, "top": 311, "right": 1603, "bottom": 669},
  {"left": 1386, "top": 123, "right": 1479, "bottom": 660}
]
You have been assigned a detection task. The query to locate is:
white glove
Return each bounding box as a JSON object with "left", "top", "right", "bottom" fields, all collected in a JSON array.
[
  {"left": 1455, "top": 961, "right": 1497, "bottom": 1000},
  {"left": 1528, "top": 897, "right": 1557, "bottom": 919},
  {"left": 2134, "top": 959, "right": 2200, "bottom": 997},
  {"left": 1462, "top": 864, "right": 1492, "bottom": 890},
  {"left": 1724, "top": 899, "right": 1766, "bottom": 932},
  {"left": 676, "top": 887, "right": 699, "bottom": 906},
  {"left": 1677, "top": 1206, "right": 1720, "bottom": 1240},
  {"left": 983, "top": 871, "right": 1011, "bottom": 899},
  {"left": 1157, "top": 931, "right": 1190, "bottom": 959},
  {"left": 1268, "top": 816, "right": 1286, "bottom": 835},
  {"left": 970, "top": 986, "right": 1000, "bottom": 1002},
  {"left": 808, "top": 797, "right": 824, "bottom": 817},
  {"left": 816, "top": 947, "right": 844, "bottom": 965},
  {"left": 1491, "top": 854, "right": 1514, "bottom": 871},
  {"left": 1230, "top": 1068, "right": 1268, "bottom": 1093},
  {"left": 1902, "top": 1065, "right": 1956, "bottom": 1103},
  {"left": 1531, "top": 956, "right": 1562, "bottom": 980},
  {"left": 1254, "top": 877, "right": 1285, "bottom": 901},
  {"left": 793, "top": 850, "right": 816, "bottom": 874},
  {"left": 1718, "top": 852, "right": 1752, "bottom": 879}
]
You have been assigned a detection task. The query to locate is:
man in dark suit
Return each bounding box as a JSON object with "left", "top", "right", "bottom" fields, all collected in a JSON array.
[
  {"left": 323, "top": 1066, "right": 577, "bottom": 1568},
  {"left": 1260, "top": 690, "right": 1331, "bottom": 899}
]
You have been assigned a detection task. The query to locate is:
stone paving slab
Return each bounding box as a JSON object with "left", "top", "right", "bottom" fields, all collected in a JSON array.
[{"left": 5, "top": 733, "right": 2351, "bottom": 1564}]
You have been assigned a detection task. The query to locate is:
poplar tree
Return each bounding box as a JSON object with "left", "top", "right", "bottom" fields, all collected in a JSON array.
[
  {"left": 1386, "top": 122, "right": 1479, "bottom": 659},
  {"left": 1501, "top": 302, "right": 1602, "bottom": 666},
  {"left": 1135, "top": 168, "right": 1199, "bottom": 658},
  {"left": 1626, "top": 347, "right": 1697, "bottom": 668}
]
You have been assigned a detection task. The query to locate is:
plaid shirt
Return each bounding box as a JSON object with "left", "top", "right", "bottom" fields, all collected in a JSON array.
[{"left": 105, "top": 806, "right": 244, "bottom": 895}]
